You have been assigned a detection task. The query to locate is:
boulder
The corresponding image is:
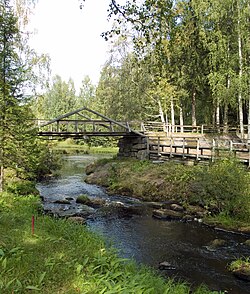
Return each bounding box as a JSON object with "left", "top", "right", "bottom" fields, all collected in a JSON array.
[
  {"left": 170, "top": 203, "right": 185, "bottom": 212},
  {"left": 76, "top": 195, "right": 92, "bottom": 205},
  {"left": 145, "top": 202, "right": 165, "bottom": 209},
  {"left": 244, "top": 239, "right": 250, "bottom": 246},
  {"left": 67, "top": 216, "right": 86, "bottom": 224},
  {"left": 153, "top": 208, "right": 183, "bottom": 220},
  {"left": 89, "top": 198, "right": 106, "bottom": 208},
  {"left": 78, "top": 205, "right": 95, "bottom": 216},
  {"left": 159, "top": 261, "right": 176, "bottom": 270},
  {"left": 186, "top": 205, "right": 207, "bottom": 217},
  {"left": 209, "top": 238, "right": 227, "bottom": 248},
  {"left": 232, "top": 267, "right": 250, "bottom": 281}
]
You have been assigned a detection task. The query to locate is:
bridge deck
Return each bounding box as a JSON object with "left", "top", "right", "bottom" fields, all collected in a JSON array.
[{"left": 34, "top": 106, "right": 250, "bottom": 165}]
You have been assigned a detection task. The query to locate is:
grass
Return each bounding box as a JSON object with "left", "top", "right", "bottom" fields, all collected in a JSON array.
[
  {"left": 0, "top": 192, "right": 221, "bottom": 293},
  {"left": 86, "top": 158, "right": 250, "bottom": 228},
  {"left": 53, "top": 139, "right": 118, "bottom": 154},
  {"left": 229, "top": 257, "right": 250, "bottom": 272}
]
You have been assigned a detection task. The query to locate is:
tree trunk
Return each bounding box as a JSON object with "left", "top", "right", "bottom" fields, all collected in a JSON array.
[
  {"left": 192, "top": 89, "right": 197, "bottom": 127},
  {"left": 248, "top": 96, "right": 250, "bottom": 145},
  {"left": 223, "top": 76, "right": 230, "bottom": 133},
  {"left": 238, "top": 3, "right": 244, "bottom": 138},
  {"left": 158, "top": 99, "right": 167, "bottom": 132},
  {"left": 0, "top": 166, "right": 3, "bottom": 193},
  {"left": 216, "top": 99, "right": 220, "bottom": 132},
  {"left": 179, "top": 103, "right": 184, "bottom": 133},
  {"left": 170, "top": 97, "right": 175, "bottom": 132}
]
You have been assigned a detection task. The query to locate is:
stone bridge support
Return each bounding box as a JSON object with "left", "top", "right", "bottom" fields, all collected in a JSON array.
[{"left": 117, "top": 135, "right": 149, "bottom": 160}]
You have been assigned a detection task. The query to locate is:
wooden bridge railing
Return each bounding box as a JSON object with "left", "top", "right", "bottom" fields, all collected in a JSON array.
[{"left": 148, "top": 135, "right": 250, "bottom": 166}]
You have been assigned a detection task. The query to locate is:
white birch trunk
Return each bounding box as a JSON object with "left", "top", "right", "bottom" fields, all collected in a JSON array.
[
  {"left": 158, "top": 99, "right": 167, "bottom": 132},
  {"left": 238, "top": 3, "right": 244, "bottom": 138},
  {"left": 170, "top": 98, "right": 175, "bottom": 133},
  {"left": 179, "top": 104, "right": 184, "bottom": 133},
  {"left": 216, "top": 99, "right": 220, "bottom": 132},
  {"left": 192, "top": 89, "right": 197, "bottom": 127}
]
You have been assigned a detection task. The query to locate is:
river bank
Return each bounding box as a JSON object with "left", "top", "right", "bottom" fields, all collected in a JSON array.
[
  {"left": 85, "top": 157, "right": 250, "bottom": 233},
  {"left": 0, "top": 191, "right": 219, "bottom": 294}
]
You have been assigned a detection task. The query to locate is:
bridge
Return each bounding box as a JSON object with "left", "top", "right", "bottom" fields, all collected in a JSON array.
[
  {"left": 34, "top": 107, "right": 250, "bottom": 166},
  {"left": 35, "top": 106, "right": 145, "bottom": 138}
]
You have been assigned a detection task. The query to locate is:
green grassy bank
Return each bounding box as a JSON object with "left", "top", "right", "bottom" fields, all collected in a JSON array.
[
  {"left": 0, "top": 191, "right": 220, "bottom": 294},
  {"left": 85, "top": 157, "right": 250, "bottom": 232},
  {"left": 52, "top": 139, "right": 119, "bottom": 155}
]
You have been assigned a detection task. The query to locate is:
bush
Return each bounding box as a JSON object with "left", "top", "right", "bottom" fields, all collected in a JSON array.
[{"left": 193, "top": 159, "right": 250, "bottom": 220}]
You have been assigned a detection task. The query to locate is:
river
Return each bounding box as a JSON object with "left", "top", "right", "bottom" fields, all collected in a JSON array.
[{"left": 36, "top": 154, "right": 250, "bottom": 294}]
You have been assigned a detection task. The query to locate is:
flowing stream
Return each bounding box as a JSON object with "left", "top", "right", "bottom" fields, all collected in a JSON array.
[{"left": 36, "top": 154, "right": 250, "bottom": 294}]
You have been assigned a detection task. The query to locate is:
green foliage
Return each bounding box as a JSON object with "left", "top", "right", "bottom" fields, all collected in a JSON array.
[
  {"left": 228, "top": 257, "right": 250, "bottom": 272},
  {"left": 193, "top": 159, "right": 250, "bottom": 220},
  {"left": 87, "top": 157, "right": 250, "bottom": 223},
  {"left": 0, "top": 193, "right": 219, "bottom": 293},
  {"left": 76, "top": 194, "right": 91, "bottom": 204},
  {"left": 6, "top": 180, "right": 38, "bottom": 196}
]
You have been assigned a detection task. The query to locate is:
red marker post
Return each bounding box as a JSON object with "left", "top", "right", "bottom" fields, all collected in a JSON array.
[{"left": 32, "top": 215, "right": 35, "bottom": 235}]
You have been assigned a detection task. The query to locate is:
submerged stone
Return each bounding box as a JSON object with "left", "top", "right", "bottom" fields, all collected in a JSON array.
[
  {"left": 209, "top": 238, "right": 227, "bottom": 248},
  {"left": 159, "top": 261, "right": 176, "bottom": 270},
  {"left": 54, "top": 199, "right": 71, "bottom": 204},
  {"left": 152, "top": 208, "right": 183, "bottom": 220}
]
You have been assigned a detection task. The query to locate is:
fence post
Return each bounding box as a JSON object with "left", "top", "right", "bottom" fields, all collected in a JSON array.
[
  {"left": 146, "top": 137, "right": 150, "bottom": 160},
  {"left": 212, "top": 139, "right": 215, "bottom": 162},
  {"left": 157, "top": 136, "right": 160, "bottom": 157},
  {"left": 196, "top": 138, "right": 200, "bottom": 160},
  {"left": 182, "top": 137, "right": 185, "bottom": 159},
  {"left": 170, "top": 137, "right": 173, "bottom": 157}
]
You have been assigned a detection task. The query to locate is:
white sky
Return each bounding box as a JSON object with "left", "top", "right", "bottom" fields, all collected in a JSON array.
[{"left": 28, "top": 0, "right": 112, "bottom": 90}]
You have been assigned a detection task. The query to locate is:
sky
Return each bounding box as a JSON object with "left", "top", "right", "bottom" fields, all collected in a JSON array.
[{"left": 28, "top": 0, "right": 112, "bottom": 91}]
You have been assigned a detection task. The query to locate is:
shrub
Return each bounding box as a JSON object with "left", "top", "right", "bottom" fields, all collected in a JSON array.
[{"left": 193, "top": 159, "right": 250, "bottom": 220}]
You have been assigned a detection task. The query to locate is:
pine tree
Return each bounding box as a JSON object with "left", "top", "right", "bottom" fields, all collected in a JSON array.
[{"left": 0, "top": 0, "right": 40, "bottom": 191}]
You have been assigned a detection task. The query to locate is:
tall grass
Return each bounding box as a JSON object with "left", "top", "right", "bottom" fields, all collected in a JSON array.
[{"left": 0, "top": 193, "right": 220, "bottom": 293}]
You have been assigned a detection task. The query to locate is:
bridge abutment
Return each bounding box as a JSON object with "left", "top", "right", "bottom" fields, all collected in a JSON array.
[{"left": 118, "top": 135, "right": 149, "bottom": 160}]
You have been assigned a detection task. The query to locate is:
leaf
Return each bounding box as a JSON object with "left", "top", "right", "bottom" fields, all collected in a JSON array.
[
  {"left": 6, "top": 278, "right": 16, "bottom": 288},
  {"left": 16, "top": 279, "right": 22, "bottom": 289},
  {"left": 2, "top": 258, "right": 7, "bottom": 269},
  {"left": 76, "top": 264, "right": 83, "bottom": 275},
  {"left": 38, "top": 271, "right": 46, "bottom": 285},
  {"left": 0, "top": 249, "right": 4, "bottom": 257},
  {"left": 26, "top": 285, "right": 41, "bottom": 291},
  {"left": 9, "top": 247, "right": 22, "bottom": 254}
]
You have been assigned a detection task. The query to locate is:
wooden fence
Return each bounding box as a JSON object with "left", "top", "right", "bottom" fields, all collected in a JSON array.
[{"left": 148, "top": 136, "right": 250, "bottom": 166}]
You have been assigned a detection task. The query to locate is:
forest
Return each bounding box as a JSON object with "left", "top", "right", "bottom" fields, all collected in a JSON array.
[
  {"left": 1, "top": 0, "right": 250, "bottom": 189},
  {"left": 1, "top": 1, "right": 250, "bottom": 293},
  {"left": 35, "top": 0, "right": 250, "bottom": 137}
]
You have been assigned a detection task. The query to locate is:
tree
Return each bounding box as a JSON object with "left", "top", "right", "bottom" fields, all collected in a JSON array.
[
  {"left": 77, "top": 75, "right": 96, "bottom": 109},
  {"left": 0, "top": 0, "right": 45, "bottom": 191},
  {"left": 37, "top": 75, "right": 77, "bottom": 119}
]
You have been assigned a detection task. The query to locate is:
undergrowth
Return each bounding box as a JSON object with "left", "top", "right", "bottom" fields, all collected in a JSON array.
[
  {"left": 88, "top": 157, "right": 250, "bottom": 225},
  {"left": 0, "top": 192, "right": 220, "bottom": 293}
]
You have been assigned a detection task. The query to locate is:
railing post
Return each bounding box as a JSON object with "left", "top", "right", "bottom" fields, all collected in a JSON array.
[
  {"left": 157, "top": 136, "right": 160, "bottom": 157},
  {"left": 196, "top": 138, "right": 200, "bottom": 160},
  {"left": 201, "top": 125, "right": 204, "bottom": 134},
  {"left": 229, "top": 140, "right": 233, "bottom": 155},
  {"left": 248, "top": 145, "right": 250, "bottom": 168},
  {"left": 170, "top": 137, "right": 173, "bottom": 157},
  {"left": 212, "top": 139, "right": 215, "bottom": 162},
  {"left": 182, "top": 137, "right": 185, "bottom": 159},
  {"left": 146, "top": 137, "right": 150, "bottom": 159}
]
